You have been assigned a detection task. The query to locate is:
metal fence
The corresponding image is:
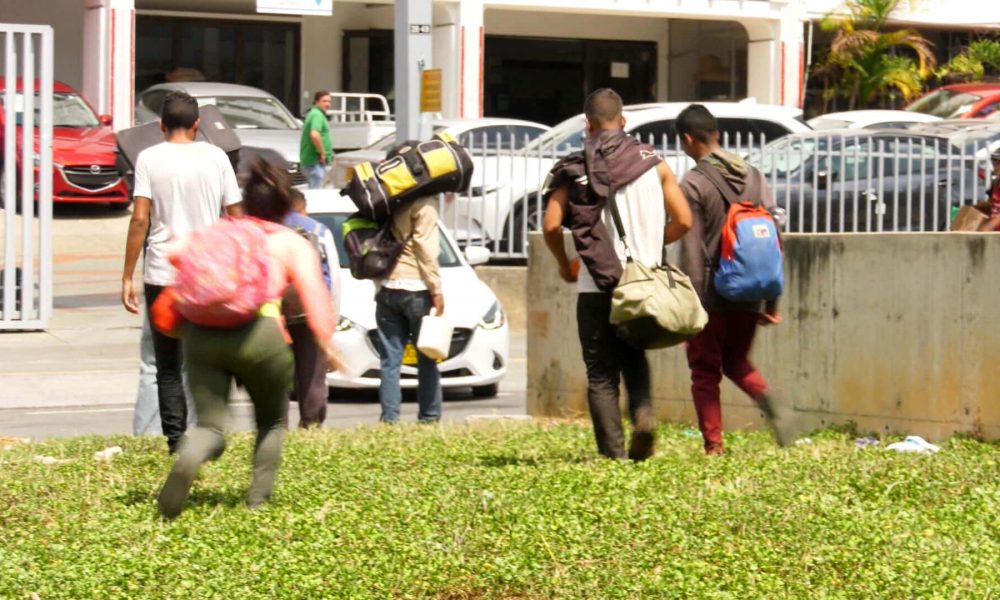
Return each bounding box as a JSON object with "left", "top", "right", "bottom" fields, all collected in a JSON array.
[
  {"left": 438, "top": 129, "right": 999, "bottom": 260},
  {"left": 1, "top": 24, "right": 54, "bottom": 330}
]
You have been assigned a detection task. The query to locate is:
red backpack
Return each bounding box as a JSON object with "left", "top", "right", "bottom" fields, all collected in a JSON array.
[{"left": 170, "top": 217, "right": 272, "bottom": 328}]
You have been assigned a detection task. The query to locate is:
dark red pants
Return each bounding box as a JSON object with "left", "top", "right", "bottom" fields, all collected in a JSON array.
[{"left": 686, "top": 310, "right": 769, "bottom": 451}]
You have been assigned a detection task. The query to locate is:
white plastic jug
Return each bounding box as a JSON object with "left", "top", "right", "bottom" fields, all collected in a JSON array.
[{"left": 417, "top": 309, "right": 453, "bottom": 361}]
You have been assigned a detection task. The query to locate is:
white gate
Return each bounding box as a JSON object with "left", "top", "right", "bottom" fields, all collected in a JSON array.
[{"left": 1, "top": 24, "right": 53, "bottom": 330}]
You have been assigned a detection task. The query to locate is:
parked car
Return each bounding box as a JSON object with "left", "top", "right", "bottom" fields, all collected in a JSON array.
[
  {"left": 326, "top": 92, "right": 397, "bottom": 152},
  {"left": 135, "top": 82, "right": 306, "bottom": 185},
  {"left": 908, "top": 121, "right": 1000, "bottom": 196},
  {"left": 305, "top": 190, "right": 509, "bottom": 397},
  {"left": 807, "top": 109, "right": 941, "bottom": 131},
  {"left": 905, "top": 83, "right": 1000, "bottom": 120},
  {"left": 487, "top": 100, "right": 812, "bottom": 253},
  {"left": 751, "top": 130, "right": 978, "bottom": 233},
  {"left": 0, "top": 79, "right": 130, "bottom": 210}
]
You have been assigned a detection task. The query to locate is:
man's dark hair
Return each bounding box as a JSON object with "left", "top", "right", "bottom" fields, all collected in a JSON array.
[
  {"left": 289, "top": 187, "right": 306, "bottom": 207},
  {"left": 675, "top": 104, "right": 718, "bottom": 144},
  {"left": 314, "top": 89, "right": 331, "bottom": 103},
  {"left": 160, "top": 91, "right": 199, "bottom": 131},
  {"left": 583, "top": 88, "right": 623, "bottom": 126},
  {"left": 243, "top": 158, "right": 292, "bottom": 223}
]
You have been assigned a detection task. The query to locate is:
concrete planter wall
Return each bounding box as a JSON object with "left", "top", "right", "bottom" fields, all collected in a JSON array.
[{"left": 527, "top": 232, "right": 1000, "bottom": 441}]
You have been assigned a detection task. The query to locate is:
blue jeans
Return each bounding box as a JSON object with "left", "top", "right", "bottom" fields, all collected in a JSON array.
[
  {"left": 375, "top": 288, "right": 442, "bottom": 423},
  {"left": 134, "top": 312, "right": 196, "bottom": 437},
  {"left": 304, "top": 163, "right": 326, "bottom": 189}
]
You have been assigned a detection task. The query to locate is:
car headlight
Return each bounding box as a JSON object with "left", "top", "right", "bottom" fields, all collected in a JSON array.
[
  {"left": 478, "top": 301, "right": 505, "bottom": 330},
  {"left": 337, "top": 316, "right": 355, "bottom": 332}
]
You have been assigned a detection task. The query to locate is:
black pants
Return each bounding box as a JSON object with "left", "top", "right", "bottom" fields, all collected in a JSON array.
[
  {"left": 577, "top": 292, "right": 652, "bottom": 459},
  {"left": 287, "top": 320, "right": 329, "bottom": 428},
  {"left": 145, "top": 283, "right": 188, "bottom": 452}
]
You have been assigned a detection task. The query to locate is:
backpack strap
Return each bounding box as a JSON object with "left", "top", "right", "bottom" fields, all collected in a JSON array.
[
  {"left": 607, "top": 192, "right": 633, "bottom": 262},
  {"left": 693, "top": 161, "right": 743, "bottom": 208}
]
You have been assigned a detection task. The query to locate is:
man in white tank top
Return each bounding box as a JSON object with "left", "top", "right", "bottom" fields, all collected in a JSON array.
[{"left": 543, "top": 89, "right": 692, "bottom": 460}]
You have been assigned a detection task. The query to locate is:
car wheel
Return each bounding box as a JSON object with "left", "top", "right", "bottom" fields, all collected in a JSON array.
[
  {"left": 471, "top": 383, "right": 499, "bottom": 398},
  {"left": 505, "top": 199, "right": 543, "bottom": 256}
]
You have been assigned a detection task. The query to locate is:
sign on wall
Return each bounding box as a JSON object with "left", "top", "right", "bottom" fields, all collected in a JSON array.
[
  {"left": 256, "top": 0, "right": 333, "bottom": 16},
  {"left": 420, "top": 69, "right": 442, "bottom": 113}
]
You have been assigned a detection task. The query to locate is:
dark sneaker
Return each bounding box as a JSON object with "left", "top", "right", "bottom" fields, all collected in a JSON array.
[
  {"left": 705, "top": 443, "right": 725, "bottom": 456},
  {"left": 628, "top": 430, "right": 655, "bottom": 462},
  {"left": 157, "top": 461, "right": 199, "bottom": 520},
  {"left": 756, "top": 391, "right": 795, "bottom": 448}
]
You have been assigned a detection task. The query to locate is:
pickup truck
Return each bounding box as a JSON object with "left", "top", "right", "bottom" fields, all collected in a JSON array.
[{"left": 326, "top": 93, "right": 396, "bottom": 152}]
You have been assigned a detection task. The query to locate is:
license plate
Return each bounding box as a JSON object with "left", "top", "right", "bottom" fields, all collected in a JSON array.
[
  {"left": 402, "top": 343, "right": 445, "bottom": 365},
  {"left": 402, "top": 343, "right": 418, "bottom": 366}
]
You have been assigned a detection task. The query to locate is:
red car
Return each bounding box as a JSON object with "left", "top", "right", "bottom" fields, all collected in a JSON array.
[
  {"left": 0, "top": 79, "right": 130, "bottom": 210},
  {"left": 906, "top": 82, "right": 1000, "bottom": 120}
]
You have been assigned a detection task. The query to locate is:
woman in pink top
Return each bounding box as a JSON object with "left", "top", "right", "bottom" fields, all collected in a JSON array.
[{"left": 157, "top": 159, "right": 339, "bottom": 519}]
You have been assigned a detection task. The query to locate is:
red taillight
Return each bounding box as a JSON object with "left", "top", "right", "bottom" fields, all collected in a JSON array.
[{"left": 978, "top": 167, "right": 986, "bottom": 182}]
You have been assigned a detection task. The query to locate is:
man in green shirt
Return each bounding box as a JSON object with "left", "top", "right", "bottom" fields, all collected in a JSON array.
[{"left": 300, "top": 90, "right": 333, "bottom": 189}]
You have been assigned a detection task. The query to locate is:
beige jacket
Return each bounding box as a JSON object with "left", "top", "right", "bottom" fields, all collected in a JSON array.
[{"left": 387, "top": 196, "right": 442, "bottom": 295}]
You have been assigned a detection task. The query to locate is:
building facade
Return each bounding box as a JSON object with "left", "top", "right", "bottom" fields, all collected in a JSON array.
[{"left": 2, "top": 0, "right": 998, "bottom": 129}]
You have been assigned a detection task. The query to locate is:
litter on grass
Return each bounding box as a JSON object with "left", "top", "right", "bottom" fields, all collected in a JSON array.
[{"left": 886, "top": 436, "right": 940, "bottom": 454}]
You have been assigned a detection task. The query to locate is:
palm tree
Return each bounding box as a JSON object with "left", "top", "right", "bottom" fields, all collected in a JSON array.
[{"left": 814, "top": 0, "right": 935, "bottom": 110}]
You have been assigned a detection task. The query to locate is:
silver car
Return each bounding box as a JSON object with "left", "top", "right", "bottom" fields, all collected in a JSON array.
[{"left": 135, "top": 82, "right": 306, "bottom": 185}]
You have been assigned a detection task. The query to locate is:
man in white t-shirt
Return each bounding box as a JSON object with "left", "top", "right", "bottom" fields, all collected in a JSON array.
[{"left": 121, "top": 91, "right": 243, "bottom": 453}]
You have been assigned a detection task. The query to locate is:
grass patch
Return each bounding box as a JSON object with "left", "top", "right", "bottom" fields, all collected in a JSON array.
[{"left": 1, "top": 422, "right": 998, "bottom": 598}]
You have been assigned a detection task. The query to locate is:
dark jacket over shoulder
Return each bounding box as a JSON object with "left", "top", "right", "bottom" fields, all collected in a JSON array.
[{"left": 679, "top": 151, "right": 774, "bottom": 313}]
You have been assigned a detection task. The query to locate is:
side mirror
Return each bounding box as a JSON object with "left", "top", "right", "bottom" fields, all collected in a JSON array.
[
  {"left": 98, "top": 114, "right": 113, "bottom": 127},
  {"left": 464, "top": 246, "right": 491, "bottom": 266}
]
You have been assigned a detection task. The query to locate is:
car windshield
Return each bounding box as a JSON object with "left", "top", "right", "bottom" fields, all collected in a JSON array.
[
  {"left": 945, "top": 129, "right": 1000, "bottom": 155},
  {"left": 310, "top": 212, "right": 462, "bottom": 268},
  {"left": 1, "top": 92, "right": 99, "bottom": 128},
  {"left": 195, "top": 96, "right": 298, "bottom": 130},
  {"left": 751, "top": 137, "right": 830, "bottom": 177},
  {"left": 367, "top": 126, "right": 450, "bottom": 151},
  {"left": 907, "top": 90, "right": 983, "bottom": 118},
  {"left": 524, "top": 115, "right": 587, "bottom": 155}
]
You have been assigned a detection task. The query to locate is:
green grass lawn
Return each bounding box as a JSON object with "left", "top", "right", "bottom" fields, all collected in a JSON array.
[{"left": 1, "top": 421, "right": 997, "bottom": 599}]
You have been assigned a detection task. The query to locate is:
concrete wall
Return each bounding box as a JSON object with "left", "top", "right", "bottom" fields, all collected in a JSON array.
[
  {"left": 474, "top": 265, "right": 526, "bottom": 332},
  {"left": 0, "top": 0, "right": 86, "bottom": 90},
  {"left": 527, "top": 232, "right": 1000, "bottom": 441}
]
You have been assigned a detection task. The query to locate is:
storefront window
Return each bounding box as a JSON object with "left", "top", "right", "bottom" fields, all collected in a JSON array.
[{"left": 136, "top": 16, "right": 300, "bottom": 115}]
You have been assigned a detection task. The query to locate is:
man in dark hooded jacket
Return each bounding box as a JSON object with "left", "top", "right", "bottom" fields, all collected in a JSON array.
[
  {"left": 676, "top": 104, "right": 794, "bottom": 454},
  {"left": 543, "top": 89, "right": 692, "bottom": 461}
]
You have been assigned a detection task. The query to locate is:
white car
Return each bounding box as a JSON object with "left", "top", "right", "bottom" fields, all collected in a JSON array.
[
  {"left": 135, "top": 82, "right": 307, "bottom": 185},
  {"left": 807, "top": 110, "right": 941, "bottom": 131},
  {"left": 472, "top": 100, "right": 812, "bottom": 254},
  {"left": 304, "top": 190, "right": 510, "bottom": 397}
]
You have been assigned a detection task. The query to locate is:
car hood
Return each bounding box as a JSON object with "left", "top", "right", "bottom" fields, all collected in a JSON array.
[
  {"left": 41, "top": 127, "right": 118, "bottom": 166},
  {"left": 337, "top": 266, "right": 499, "bottom": 331},
  {"left": 233, "top": 129, "right": 300, "bottom": 163}
]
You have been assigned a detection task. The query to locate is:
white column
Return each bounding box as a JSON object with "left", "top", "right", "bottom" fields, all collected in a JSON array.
[
  {"left": 456, "top": 0, "right": 484, "bottom": 119},
  {"left": 395, "top": 0, "right": 434, "bottom": 141},
  {"left": 81, "top": 0, "right": 134, "bottom": 130},
  {"left": 745, "top": 15, "right": 803, "bottom": 108}
]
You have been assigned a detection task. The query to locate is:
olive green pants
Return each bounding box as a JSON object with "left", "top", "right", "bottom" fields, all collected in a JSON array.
[{"left": 159, "top": 316, "right": 293, "bottom": 517}]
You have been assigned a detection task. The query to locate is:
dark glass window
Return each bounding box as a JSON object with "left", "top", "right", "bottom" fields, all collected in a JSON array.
[{"left": 136, "top": 16, "right": 301, "bottom": 114}]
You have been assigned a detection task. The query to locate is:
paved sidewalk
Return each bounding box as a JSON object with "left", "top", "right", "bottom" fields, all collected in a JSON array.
[
  {"left": 0, "top": 206, "right": 527, "bottom": 422},
  {"left": 1, "top": 207, "right": 139, "bottom": 409}
]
